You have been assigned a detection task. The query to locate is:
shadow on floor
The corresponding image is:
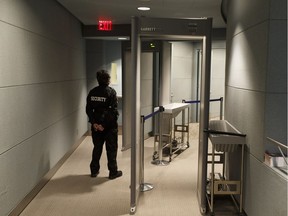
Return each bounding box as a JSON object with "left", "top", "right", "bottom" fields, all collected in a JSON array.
[{"left": 41, "top": 174, "right": 109, "bottom": 196}]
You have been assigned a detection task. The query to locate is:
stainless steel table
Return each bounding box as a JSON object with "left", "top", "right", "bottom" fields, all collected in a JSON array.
[{"left": 152, "top": 103, "right": 190, "bottom": 165}]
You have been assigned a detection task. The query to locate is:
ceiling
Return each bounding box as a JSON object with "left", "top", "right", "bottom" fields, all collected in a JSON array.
[{"left": 57, "top": 0, "right": 226, "bottom": 28}]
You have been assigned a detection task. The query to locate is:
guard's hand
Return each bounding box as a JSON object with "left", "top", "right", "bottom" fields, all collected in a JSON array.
[
  {"left": 93, "top": 123, "right": 104, "bottom": 131},
  {"left": 97, "top": 124, "right": 104, "bottom": 131}
]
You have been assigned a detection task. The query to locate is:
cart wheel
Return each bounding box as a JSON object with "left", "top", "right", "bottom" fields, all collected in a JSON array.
[
  {"left": 130, "top": 206, "right": 136, "bottom": 214},
  {"left": 152, "top": 151, "right": 158, "bottom": 160},
  {"left": 169, "top": 156, "right": 172, "bottom": 162},
  {"left": 200, "top": 207, "right": 206, "bottom": 215},
  {"left": 187, "top": 142, "right": 190, "bottom": 148}
]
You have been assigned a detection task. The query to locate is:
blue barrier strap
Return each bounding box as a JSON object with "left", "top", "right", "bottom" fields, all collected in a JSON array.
[
  {"left": 184, "top": 97, "right": 222, "bottom": 104},
  {"left": 184, "top": 100, "right": 200, "bottom": 104},
  {"left": 144, "top": 110, "right": 159, "bottom": 121},
  {"left": 209, "top": 98, "right": 222, "bottom": 102},
  {"left": 143, "top": 106, "right": 165, "bottom": 121}
]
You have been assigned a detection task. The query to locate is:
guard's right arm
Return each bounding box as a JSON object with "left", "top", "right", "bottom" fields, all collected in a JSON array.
[{"left": 86, "top": 93, "right": 95, "bottom": 124}]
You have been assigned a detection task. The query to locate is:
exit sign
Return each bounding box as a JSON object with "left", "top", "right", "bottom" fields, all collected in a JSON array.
[{"left": 98, "top": 20, "right": 112, "bottom": 31}]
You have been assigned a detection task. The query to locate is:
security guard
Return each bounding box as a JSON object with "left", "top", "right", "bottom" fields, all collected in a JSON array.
[{"left": 86, "top": 70, "right": 122, "bottom": 179}]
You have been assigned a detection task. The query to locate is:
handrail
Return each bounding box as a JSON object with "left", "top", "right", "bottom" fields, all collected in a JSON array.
[
  {"left": 204, "top": 129, "right": 246, "bottom": 137},
  {"left": 267, "top": 137, "right": 287, "bottom": 166}
]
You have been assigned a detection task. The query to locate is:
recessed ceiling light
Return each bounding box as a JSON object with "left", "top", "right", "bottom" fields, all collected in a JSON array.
[{"left": 137, "top": 6, "right": 150, "bottom": 11}]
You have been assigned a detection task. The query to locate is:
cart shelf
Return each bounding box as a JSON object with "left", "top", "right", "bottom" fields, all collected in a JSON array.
[{"left": 153, "top": 103, "right": 190, "bottom": 163}]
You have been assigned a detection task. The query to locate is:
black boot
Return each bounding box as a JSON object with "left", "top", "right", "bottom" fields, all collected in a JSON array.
[{"left": 109, "top": 170, "right": 122, "bottom": 179}]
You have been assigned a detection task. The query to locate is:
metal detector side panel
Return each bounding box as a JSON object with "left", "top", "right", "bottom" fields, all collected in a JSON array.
[
  {"left": 197, "top": 23, "right": 212, "bottom": 214},
  {"left": 130, "top": 17, "right": 141, "bottom": 214}
]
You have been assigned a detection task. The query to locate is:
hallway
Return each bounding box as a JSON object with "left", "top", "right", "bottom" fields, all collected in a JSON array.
[{"left": 19, "top": 124, "right": 240, "bottom": 216}]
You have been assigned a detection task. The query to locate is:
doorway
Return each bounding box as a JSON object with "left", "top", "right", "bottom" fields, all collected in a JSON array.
[{"left": 127, "top": 17, "right": 212, "bottom": 214}]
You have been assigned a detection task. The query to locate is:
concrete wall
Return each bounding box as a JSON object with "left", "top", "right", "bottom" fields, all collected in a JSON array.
[
  {"left": 0, "top": 0, "right": 87, "bottom": 215},
  {"left": 225, "top": 0, "right": 287, "bottom": 215}
]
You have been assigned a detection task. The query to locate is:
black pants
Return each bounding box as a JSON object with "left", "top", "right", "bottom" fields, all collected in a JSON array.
[{"left": 90, "top": 127, "right": 118, "bottom": 175}]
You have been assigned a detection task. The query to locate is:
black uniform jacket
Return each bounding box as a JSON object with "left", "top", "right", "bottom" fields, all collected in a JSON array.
[{"left": 86, "top": 85, "right": 119, "bottom": 130}]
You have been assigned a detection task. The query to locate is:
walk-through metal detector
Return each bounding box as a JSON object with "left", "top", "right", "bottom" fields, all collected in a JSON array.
[{"left": 129, "top": 16, "right": 212, "bottom": 214}]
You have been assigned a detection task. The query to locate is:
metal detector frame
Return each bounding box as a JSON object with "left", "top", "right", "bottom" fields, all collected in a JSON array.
[{"left": 129, "top": 16, "right": 212, "bottom": 214}]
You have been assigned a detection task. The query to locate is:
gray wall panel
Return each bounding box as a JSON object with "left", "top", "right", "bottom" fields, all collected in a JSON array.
[
  {"left": 0, "top": 0, "right": 83, "bottom": 49},
  {"left": 227, "top": 0, "right": 269, "bottom": 36},
  {"left": 244, "top": 155, "right": 287, "bottom": 216},
  {"left": 0, "top": 22, "right": 85, "bottom": 86},
  {"left": 267, "top": 20, "right": 287, "bottom": 93},
  {"left": 0, "top": 84, "right": 63, "bottom": 154},
  {"left": 0, "top": 109, "right": 87, "bottom": 215},
  {"left": 265, "top": 93, "right": 287, "bottom": 153},
  {"left": 225, "top": 86, "right": 266, "bottom": 159},
  {"left": 226, "top": 22, "right": 268, "bottom": 92},
  {"left": 270, "top": 0, "right": 287, "bottom": 19},
  {"left": 225, "top": 0, "right": 287, "bottom": 215},
  {"left": 0, "top": 0, "right": 87, "bottom": 215},
  {"left": 0, "top": 80, "right": 86, "bottom": 154}
]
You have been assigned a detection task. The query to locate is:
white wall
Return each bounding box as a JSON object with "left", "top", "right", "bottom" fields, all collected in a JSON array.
[
  {"left": 171, "top": 41, "right": 226, "bottom": 121},
  {"left": 140, "top": 53, "right": 153, "bottom": 136},
  {"left": 171, "top": 42, "right": 194, "bottom": 103},
  {"left": 210, "top": 41, "right": 226, "bottom": 119},
  {"left": 225, "top": 0, "right": 287, "bottom": 215},
  {"left": 0, "top": 0, "right": 87, "bottom": 215}
]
